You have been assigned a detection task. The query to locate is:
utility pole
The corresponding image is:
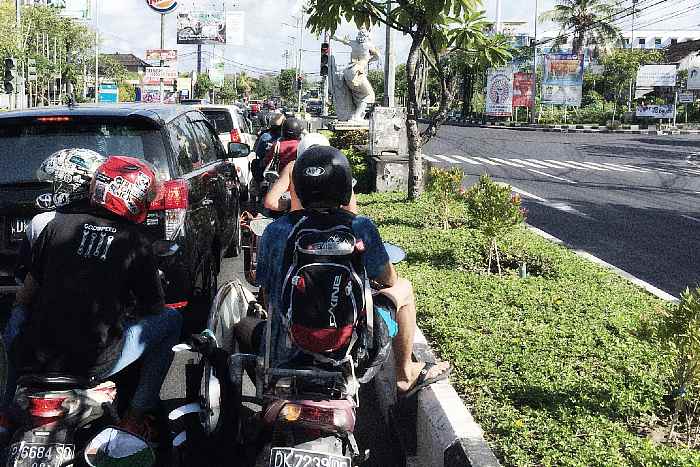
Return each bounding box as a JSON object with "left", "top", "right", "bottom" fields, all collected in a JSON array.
[
  {"left": 297, "top": 13, "right": 304, "bottom": 113},
  {"left": 383, "top": 0, "right": 395, "bottom": 107},
  {"left": 159, "top": 13, "right": 164, "bottom": 103},
  {"left": 283, "top": 49, "right": 290, "bottom": 69},
  {"left": 14, "top": 0, "right": 21, "bottom": 110},
  {"left": 197, "top": 44, "right": 202, "bottom": 74},
  {"left": 496, "top": 0, "right": 503, "bottom": 33},
  {"left": 530, "top": 0, "right": 538, "bottom": 124},
  {"left": 628, "top": 0, "right": 638, "bottom": 112},
  {"left": 94, "top": 0, "right": 99, "bottom": 103}
]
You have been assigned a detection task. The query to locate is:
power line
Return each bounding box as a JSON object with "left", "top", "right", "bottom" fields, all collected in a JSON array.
[{"left": 633, "top": 2, "right": 700, "bottom": 30}]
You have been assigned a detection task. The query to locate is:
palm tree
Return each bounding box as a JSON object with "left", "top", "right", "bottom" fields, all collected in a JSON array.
[{"left": 540, "top": 0, "right": 622, "bottom": 56}]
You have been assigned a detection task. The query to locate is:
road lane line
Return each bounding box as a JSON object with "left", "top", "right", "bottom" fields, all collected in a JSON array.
[
  {"left": 511, "top": 158, "right": 553, "bottom": 169},
  {"left": 472, "top": 157, "right": 501, "bottom": 166},
  {"left": 504, "top": 185, "right": 548, "bottom": 202},
  {"left": 526, "top": 168, "right": 577, "bottom": 184},
  {"left": 563, "top": 160, "right": 607, "bottom": 171},
  {"left": 682, "top": 215, "right": 700, "bottom": 224},
  {"left": 433, "top": 154, "right": 459, "bottom": 163},
  {"left": 423, "top": 155, "right": 439, "bottom": 162},
  {"left": 451, "top": 155, "right": 482, "bottom": 165},
  {"left": 526, "top": 159, "right": 566, "bottom": 169},
  {"left": 490, "top": 157, "right": 527, "bottom": 168},
  {"left": 683, "top": 169, "right": 700, "bottom": 175},
  {"left": 543, "top": 160, "right": 585, "bottom": 169}
]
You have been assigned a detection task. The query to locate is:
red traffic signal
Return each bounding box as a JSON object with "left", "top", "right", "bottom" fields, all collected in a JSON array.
[{"left": 320, "top": 42, "right": 330, "bottom": 76}]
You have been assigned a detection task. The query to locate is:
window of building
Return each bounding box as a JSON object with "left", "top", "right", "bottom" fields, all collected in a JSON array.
[
  {"left": 671, "top": 38, "right": 678, "bottom": 45},
  {"left": 624, "top": 38, "right": 630, "bottom": 47},
  {"left": 655, "top": 38, "right": 662, "bottom": 48},
  {"left": 638, "top": 38, "right": 646, "bottom": 47}
]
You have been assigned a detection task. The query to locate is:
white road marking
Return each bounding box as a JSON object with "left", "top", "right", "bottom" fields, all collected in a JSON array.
[
  {"left": 490, "top": 157, "right": 527, "bottom": 168},
  {"left": 451, "top": 155, "right": 482, "bottom": 165},
  {"left": 423, "top": 155, "right": 439, "bottom": 162},
  {"left": 472, "top": 157, "right": 502, "bottom": 166},
  {"left": 434, "top": 154, "right": 460, "bottom": 163},
  {"left": 506, "top": 185, "right": 548, "bottom": 202},
  {"left": 580, "top": 161, "right": 628, "bottom": 172},
  {"left": 598, "top": 162, "right": 649, "bottom": 173},
  {"left": 683, "top": 169, "right": 700, "bottom": 176},
  {"left": 563, "top": 160, "right": 608, "bottom": 171},
  {"left": 526, "top": 168, "right": 577, "bottom": 184},
  {"left": 526, "top": 159, "right": 566, "bottom": 169},
  {"left": 543, "top": 160, "right": 585, "bottom": 169},
  {"left": 682, "top": 214, "right": 700, "bottom": 224},
  {"left": 511, "top": 158, "right": 553, "bottom": 169}
]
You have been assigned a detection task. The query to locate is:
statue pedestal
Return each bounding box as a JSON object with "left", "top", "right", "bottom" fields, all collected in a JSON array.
[{"left": 328, "top": 120, "right": 370, "bottom": 132}]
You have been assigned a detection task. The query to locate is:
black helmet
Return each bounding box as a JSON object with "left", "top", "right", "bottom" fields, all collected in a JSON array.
[
  {"left": 282, "top": 117, "right": 304, "bottom": 140},
  {"left": 293, "top": 146, "right": 352, "bottom": 209}
]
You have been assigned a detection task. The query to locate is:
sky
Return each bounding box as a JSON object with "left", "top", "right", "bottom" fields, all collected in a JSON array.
[{"left": 95, "top": 0, "right": 699, "bottom": 79}]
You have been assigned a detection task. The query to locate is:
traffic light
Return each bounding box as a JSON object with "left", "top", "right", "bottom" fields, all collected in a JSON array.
[
  {"left": 320, "top": 42, "right": 330, "bottom": 76},
  {"left": 296, "top": 75, "right": 303, "bottom": 91},
  {"left": 3, "top": 58, "right": 17, "bottom": 94}
]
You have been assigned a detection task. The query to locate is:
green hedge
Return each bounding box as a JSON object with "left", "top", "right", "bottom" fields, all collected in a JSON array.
[{"left": 358, "top": 192, "right": 699, "bottom": 466}]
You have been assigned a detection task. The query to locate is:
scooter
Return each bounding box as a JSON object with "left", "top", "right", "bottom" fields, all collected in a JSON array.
[{"left": 2, "top": 241, "right": 184, "bottom": 467}]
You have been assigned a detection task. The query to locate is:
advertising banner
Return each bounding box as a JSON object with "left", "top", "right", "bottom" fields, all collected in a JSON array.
[
  {"left": 145, "top": 0, "right": 178, "bottom": 14},
  {"left": 485, "top": 67, "right": 514, "bottom": 116},
  {"left": 542, "top": 53, "right": 584, "bottom": 106},
  {"left": 512, "top": 72, "right": 533, "bottom": 108},
  {"left": 678, "top": 92, "right": 695, "bottom": 104},
  {"left": 145, "top": 49, "right": 178, "bottom": 67},
  {"left": 145, "top": 67, "right": 178, "bottom": 82},
  {"left": 636, "top": 65, "right": 677, "bottom": 88},
  {"left": 636, "top": 104, "right": 675, "bottom": 119},
  {"left": 688, "top": 68, "right": 700, "bottom": 90},
  {"left": 99, "top": 83, "right": 118, "bottom": 103},
  {"left": 42, "top": 0, "right": 91, "bottom": 19},
  {"left": 177, "top": 11, "right": 226, "bottom": 44},
  {"left": 210, "top": 59, "right": 225, "bottom": 86},
  {"left": 226, "top": 11, "right": 245, "bottom": 46}
]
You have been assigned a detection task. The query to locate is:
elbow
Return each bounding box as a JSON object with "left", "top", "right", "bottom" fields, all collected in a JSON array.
[{"left": 263, "top": 196, "right": 275, "bottom": 211}]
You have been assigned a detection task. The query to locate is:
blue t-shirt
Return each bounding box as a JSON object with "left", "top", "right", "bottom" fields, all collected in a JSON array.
[
  {"left": 254, "top": 131, "right": 280, "bottom": 160},
  {"left": 256, "top": 212, "right": 390, "bottom": 367}
]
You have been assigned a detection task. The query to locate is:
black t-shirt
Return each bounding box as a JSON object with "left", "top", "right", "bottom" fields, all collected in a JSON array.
[{"left": 16, "top": 212, "right": 164, "bottom": 377}]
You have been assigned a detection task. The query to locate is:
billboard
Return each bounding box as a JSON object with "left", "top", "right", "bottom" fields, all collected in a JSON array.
[
  {"left": 210, "top": 59, "right": 225, "bottom": 86},
  {"left": 226, "top": 11, "right": 245, "bottom": 47},
  {"left": 99, "top": 83, "right": 118, "bottom": 103},
  {"left": 485, "top": 67, "right": 513, "bottom": 117},
  {"left": 177, "top": 11, "right": 226, "bottom": 44},
  {"left": 542, "top": 53, "right": 584, "bottom": 106},
  {"left": 145, "top": 49, "right": 178, "bottom": 67},
  {"left": 145, "top": 0, "right": 178, "bottom": 14},
  {"left": 145, "top": 67, "right": 178, "bottom": 81},
  {"left": 41, "top": 0, "right": 91, "bottom": 19},
  {"left": 636, "top": 104, "right": 675, "bottom": 119},
  {"left": 636, "top": 65, "right": 677, "bottom": 88},
  {"left": 512, "top": 72, "right": 533, "bottom": 108},
  {"left": 688, "top": 68, "right": 700, "bottom": 90}
]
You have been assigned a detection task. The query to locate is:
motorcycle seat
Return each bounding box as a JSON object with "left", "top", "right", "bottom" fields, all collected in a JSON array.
[{"left": 17, "top": 373, "right": 94, "bottom": 390}]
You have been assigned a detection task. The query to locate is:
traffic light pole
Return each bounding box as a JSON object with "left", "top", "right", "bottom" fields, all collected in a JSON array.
[
  {"left": 159, "top": 13, "right": 164, "bottom": 104},
  {"left": 383, "top": 0, "right": 395, "bottom": 108},
  {"left": 14, "top": 0, "right": 21, "bottom": 110},
  {"left": 321, "top": 34, "right": 329, "bottom": 117}
]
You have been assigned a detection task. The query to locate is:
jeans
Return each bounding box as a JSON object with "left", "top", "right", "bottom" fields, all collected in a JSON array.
[{"left": 1, "top": 306, "right": 182, "bottom": 412}]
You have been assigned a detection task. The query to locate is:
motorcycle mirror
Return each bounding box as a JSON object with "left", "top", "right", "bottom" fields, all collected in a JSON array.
[
  {"left": 172, "top": 343, "right": 193, "bottom": 353},
  {"left": 384, "top": 242, "right": 406, "bottom": 264},
  {"left": 152, "top": 240, "right": 180, "bottom": 257},
  {"left": 84, "top": 427, "right": 155, "bottom": 467}
]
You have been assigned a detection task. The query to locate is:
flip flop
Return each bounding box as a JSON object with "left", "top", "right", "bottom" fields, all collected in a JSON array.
[{"left": 398, "top": 361, "right": 451, "bottom": 399}]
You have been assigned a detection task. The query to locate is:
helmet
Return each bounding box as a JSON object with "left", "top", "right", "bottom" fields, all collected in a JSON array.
[
  {"left": 297, "top": 132, "right": 331, "bottom": 159},
  {"left": 37, "top": 148, "right": 106, "bottom": 208},
  {"left": 282, "top": 117, "right": 304, "bottom": 140},
  {"left": 90, "top": 156, "right": 159, "bottom": 224},
  {"left": 269, "top": 112, "right": 286, "bottom": 130},
  {"left": 293, "top": 146, "right": 352, "bottom": 209}
]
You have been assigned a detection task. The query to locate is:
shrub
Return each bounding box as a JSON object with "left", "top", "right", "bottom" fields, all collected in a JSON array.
[
  {"left": 343, "top": 148, "right": 372, "bottom": 194},
  {"left": 425, "top": 167, "right": 465, "bottom": 230},
  {"left": 329, "top": 130, "right": 367, "bottom": 150},
  {"left": 462, "top": 175, "right": 524, "bottom": 273}
]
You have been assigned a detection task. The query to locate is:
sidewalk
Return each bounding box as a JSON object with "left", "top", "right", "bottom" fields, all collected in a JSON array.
[{"left": 427, "top": 118, "right": 700, "bottom": 136}]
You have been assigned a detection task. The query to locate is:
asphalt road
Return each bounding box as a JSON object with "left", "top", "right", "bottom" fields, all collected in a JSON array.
[{"left": 423, "top": 126, "right": 700, "bottom": 297}]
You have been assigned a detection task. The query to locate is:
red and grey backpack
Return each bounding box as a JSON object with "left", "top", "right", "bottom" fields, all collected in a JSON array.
[{"left": 281, "top": 209, "right": 371, "bottom": 365}]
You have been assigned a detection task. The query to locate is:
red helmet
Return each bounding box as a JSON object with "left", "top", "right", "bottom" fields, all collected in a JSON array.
[{"left": 90, "top": 156, "right": 159, "bottom": 224}]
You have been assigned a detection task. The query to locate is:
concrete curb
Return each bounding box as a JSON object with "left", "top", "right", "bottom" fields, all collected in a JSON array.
[
  {"left": 409, "top": 328, "right": 501, "bottom": 467},
  {"left": 525, "top": 224, "right": 679, "bottom": 304}
]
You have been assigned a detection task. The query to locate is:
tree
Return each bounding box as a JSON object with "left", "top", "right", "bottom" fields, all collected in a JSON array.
[
  {"left": 367, "top": 69, "right": 384, "bottom": 100},
  {"left": 306, "top": 0, "right": 511, "bottom": 199},
  {"left": 599, "top": 49, "right": 664, "bottom": 116},
  {"left": 217, "top": 78, "right": 238, "bottom": 103},
  {"left": 194, "top": 73, "right": 213, "bottom": 99},
  {"left": 278, "top": 68, "right": 296, "bottom": 103},
  {"left": 540, "top": 0, "right": 622, "bottom": 56}
]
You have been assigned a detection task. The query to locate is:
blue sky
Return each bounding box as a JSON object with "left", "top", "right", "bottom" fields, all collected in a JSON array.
[{"left": 97, "top": 0, "right": 699, "bottom": 78}]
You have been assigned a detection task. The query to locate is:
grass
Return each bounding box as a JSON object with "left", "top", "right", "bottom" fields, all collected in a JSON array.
[{"left": 358, "top": 192, "right": 700, "bottom": 466}]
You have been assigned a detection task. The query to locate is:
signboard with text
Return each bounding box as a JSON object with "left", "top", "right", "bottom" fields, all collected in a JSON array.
[
  {"left": 177, "top": 11, "right": 226, "bottom": 44},
  {"left": 226, "top": 11, "right": 245, "bottom": 46},
  {"left": 542, "top": 54, "right": 583, "bottom": 106},
  {"left": 512, "top": 72, "right": 533, "bottom": 108},
  {"left": 145, "top": 49, "right": 178, "bottom": 67},
  {"left": 145, "top": 67, "right": 178, "bottom": 82},
  {"left": 688, "top": 68, "right": 700, "bottom": 90},
  {"left": 636, "top": 65, "right": 677, "bottom": 88},
  {"left": 679, "top": 92, "right": 695, "bottom": 104},
  {"left": 636, "top": 104, "right": 675, "bottom": 119},
  {"left": 145, "top": 0, "right": 178, "bottom": 14},
  {"left": 485, "top": 67, "right": 513, "bottom": 117}
]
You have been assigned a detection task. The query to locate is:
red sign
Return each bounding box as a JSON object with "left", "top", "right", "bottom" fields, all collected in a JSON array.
[
  {"left": 512, "top": 72, "right": 534, "bottom": 108},
  {"left": 146, "top": 0, "right": 178, "bottom": 14}
]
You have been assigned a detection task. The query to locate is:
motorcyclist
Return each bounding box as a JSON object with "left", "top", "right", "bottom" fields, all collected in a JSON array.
[
  {"left": 262, "top": 117, "right": 304, "bottom": 175},
  {"left": 236, "top": 146, "right": 449, "bottom": 398},
  {"left": 263, "top": 132, "right": 357, "bottom": 213},
  {"left": 252, "top": 113, "right": 285, "bottom": 184},
  {"left": 10, "top": 156, "right": 182, "bottom": 440}
]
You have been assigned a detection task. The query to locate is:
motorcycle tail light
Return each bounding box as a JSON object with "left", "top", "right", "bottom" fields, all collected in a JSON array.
[
  {"left": 21, "top": 392, "right": 80, "bottom": 427},
  {"left": 279, "top": 403, "right": 354, "bottom": 433}
]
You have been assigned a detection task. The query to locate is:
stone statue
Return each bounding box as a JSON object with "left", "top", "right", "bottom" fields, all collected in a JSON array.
[{"left": 330, "top": 28, "right": 380, "bottom": 122}]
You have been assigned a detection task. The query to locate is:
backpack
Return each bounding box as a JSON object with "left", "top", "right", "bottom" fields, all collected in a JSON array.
[{"left": 280, "top": 210, "right": 371, "bottom": 365}]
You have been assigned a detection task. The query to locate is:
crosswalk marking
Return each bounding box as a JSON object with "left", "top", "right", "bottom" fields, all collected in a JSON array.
[
  {"left": 490, "top": 157, "right": 527, "bottom": 168},
  {"left": 526, "top": 159, "right": 566, "bottom": 169},
  {"left": 598, "top": 162, "right": 649, "bottom": 173},
  {"left": 451, "top": 155, "right": 482, "bottom": 165},
  {"left": 581, "top": 161, "right": 628, "bottom": 172},
  {"left": 544, "top": 160, "right": 584, "bottom": 169},
  {"left": 472, "top": 157, "right": 501, "bottom": 166},
  {"left": 511, "top": 158, "right": 551, "bottom": 169},
  {"left": 433, "top": 155, "right": 460, "bottom": 163},
  {"left": 562, "top": 160, "right": 608, "bottom": 171},
  {"left": 526, "top": 168, "right": 577, "bottom": 184}
]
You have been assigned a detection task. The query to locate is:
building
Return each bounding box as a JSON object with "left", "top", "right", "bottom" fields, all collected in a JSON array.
[
  {"left": 100, "top": 53, "right": 150, "bottom": 74},
  {"left": 621, "top": 30, "right": 700, "bottom": 50},
  {"left": 666, "top": 39, "right": 700, "bottom": 70}
]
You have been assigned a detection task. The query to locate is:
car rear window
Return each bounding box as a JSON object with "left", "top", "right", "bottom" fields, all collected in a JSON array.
[
  {"left": 201, "top": 110, "right": 234, "bottom": 134},
  {"left": 0, "top": 117, "right": 170, "bottom": 185}
]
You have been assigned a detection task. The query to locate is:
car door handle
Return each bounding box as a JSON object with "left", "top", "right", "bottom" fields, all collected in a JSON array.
[{"left": 202, "top": 199, "right": 214, "bottom": 206}]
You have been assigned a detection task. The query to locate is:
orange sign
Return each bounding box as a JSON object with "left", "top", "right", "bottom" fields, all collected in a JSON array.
[{"left": 146, "top": 0, "right": 178, "bottom": 14}]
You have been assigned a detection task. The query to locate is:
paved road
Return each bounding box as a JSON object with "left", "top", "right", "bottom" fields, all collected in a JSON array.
[{"left": 423, "top": 126, "right": 700, "bottom": 297}]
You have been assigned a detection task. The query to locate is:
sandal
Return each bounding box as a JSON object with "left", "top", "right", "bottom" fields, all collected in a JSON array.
[{"left": 398, "top": 361, "right": 451, "bottom": 399}]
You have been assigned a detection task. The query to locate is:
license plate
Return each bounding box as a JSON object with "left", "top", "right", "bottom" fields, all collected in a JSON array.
[
  {"left": 9, "top": 218, "right": 30, "bottom": 242},
  {"left": 270, "top": 447, "right": 351, "bottom": 467},
  {"left": 8, "top": 442, "right": 75, "bottom": 467}
]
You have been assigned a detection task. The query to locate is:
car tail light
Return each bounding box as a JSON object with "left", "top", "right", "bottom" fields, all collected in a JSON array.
[
  {"left": 279, "top": 402, "right": 355, "bottom": 434},
  {"left": 150, "top": 180, "right": 188, "bottom": 240},
  {"left": 229, "top": 128, "right": 241, "bottom": 143}
]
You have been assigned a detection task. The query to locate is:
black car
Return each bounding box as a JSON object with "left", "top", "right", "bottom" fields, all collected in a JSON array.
[{"left": 0, "top": 103, "right": 247, "bottom": 331}]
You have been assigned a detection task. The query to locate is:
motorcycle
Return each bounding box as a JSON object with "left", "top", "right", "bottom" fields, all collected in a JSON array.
[{"left": 2, "top": 240, "right": 183, "bottom": 467}]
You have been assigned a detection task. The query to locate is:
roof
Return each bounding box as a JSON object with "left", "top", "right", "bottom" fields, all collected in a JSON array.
[
  {"left": 0, "top": 103, "right": 196, "bottom": 125},
  {"left": 666, "top": 39, "right": 700, "bottom": 64},
  {"left": 101, "top": 53, "right": 151, "bottom": 69}
]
